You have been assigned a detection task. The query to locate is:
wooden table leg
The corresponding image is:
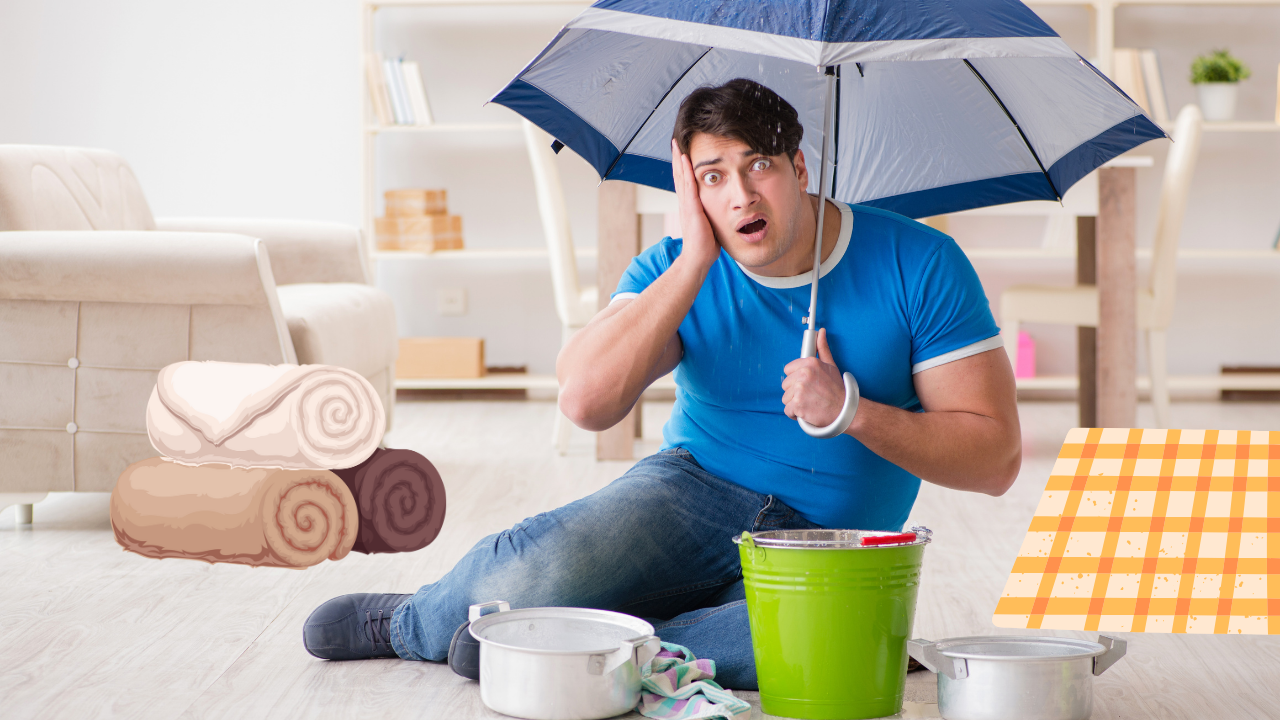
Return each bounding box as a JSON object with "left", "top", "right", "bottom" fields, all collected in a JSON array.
[
  {"left": 1096, "top": 167, "right": 1137, "bottom": 428},
  {"left": 1077, "top": 216, "right": 1097, "bottom": 428},
  {"left": 596, "top": 181, "right": 641, "bottom": 460}
]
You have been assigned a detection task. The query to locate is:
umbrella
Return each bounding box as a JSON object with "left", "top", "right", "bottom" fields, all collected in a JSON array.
[{"left": 491, "top": 0, "right": 1167, "bottom": 437}]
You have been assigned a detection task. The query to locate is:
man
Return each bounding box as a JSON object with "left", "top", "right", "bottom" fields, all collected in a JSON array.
[{"left": 302, "top": 79, "right": 1020, "bottom": 689}]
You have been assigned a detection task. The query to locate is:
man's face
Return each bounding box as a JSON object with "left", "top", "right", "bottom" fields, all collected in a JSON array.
[{"left": 686, "top": 132, "right": 810, "bottom": 271}]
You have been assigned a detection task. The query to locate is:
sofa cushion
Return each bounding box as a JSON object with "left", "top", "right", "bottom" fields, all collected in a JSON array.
[
  {"left": 0, "top": 145, "right": 155, "bottom": 231},
  {"left": 275, "top": 283, "right": 398, "bottom": 380}
]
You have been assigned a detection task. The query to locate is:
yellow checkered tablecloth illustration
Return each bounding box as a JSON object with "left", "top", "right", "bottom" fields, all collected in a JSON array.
[{"left": 994, "top": 428, "right": 1279, "bottom": 635}]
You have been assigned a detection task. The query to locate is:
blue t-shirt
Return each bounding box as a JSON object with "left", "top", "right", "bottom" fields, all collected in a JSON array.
[{"left": 612, "top": 201, "right": 1001, "bottom": 531}]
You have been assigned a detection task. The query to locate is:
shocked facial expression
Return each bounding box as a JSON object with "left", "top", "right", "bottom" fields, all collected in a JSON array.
[{"left": 687, "top": 132, "right": 810, "bottom": 272}]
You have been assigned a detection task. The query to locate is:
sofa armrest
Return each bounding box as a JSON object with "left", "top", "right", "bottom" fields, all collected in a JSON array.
[
  {"left": 0, "top": 230, "right": 297, "bottom": 363},
  {"left": 154, "top": 217, "right": 370, "bottom": 286}
]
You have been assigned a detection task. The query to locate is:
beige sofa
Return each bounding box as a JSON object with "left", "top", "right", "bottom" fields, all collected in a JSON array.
[{"left": 0, "top": 145, "right": 398, "bottom": 522}]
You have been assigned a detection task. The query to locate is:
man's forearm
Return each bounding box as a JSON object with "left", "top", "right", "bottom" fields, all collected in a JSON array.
[
  {"left": 556, "top": 256, "right": 709, "bottom": 430},
  {"left": 846, "top": 399, "right": 1021, "bottom": 496}
]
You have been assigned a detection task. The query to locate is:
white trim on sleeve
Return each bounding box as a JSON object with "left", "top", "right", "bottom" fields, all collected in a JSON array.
[
  {"left": 609, "top": 292, "right": 640, "bottom": 305},
  {"left": 911, "top": 335, "right": 1004, "bottom": 375}
]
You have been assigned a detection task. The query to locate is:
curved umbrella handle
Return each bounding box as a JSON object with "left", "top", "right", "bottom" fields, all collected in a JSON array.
[
  {"left": 798, "top": 371, "right": 859, "bottom": 438},
  {"left": 796, "top": 328, "right": 859, "bottom": 438}
]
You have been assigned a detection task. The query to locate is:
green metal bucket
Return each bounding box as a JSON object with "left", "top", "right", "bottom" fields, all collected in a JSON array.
[{"left": 734, "top": 529, "right": 930, "bottom": 720}]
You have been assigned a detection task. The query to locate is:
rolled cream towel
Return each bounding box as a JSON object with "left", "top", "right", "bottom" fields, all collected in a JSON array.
[
  {"left": 334, "top": 448, "right": 447, "bottom": 554},
  {"left": 111, "top": 457, "right": 358, "bottom": 568},
  {"left": 147, "top": 361, "right": 384, "bottom": 470}
]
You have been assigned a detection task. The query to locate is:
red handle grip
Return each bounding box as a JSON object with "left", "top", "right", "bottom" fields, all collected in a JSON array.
[{"left": 860, "top": 532, "right": 917, "bottom": 546}]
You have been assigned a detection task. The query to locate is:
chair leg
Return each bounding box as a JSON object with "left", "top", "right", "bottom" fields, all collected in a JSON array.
[
  {"left": 553, "top": 408, "right": 572, "bottom": 456},
  {"left": 553, "top": 324, "right": 579, "bottom": 455},
  {"left": 1148, "top": 329, "right": 1171, "bottom": 429},
  {"left": 1002, "top": 316, "right": 1021, "bottom": 371},
  {"left": 17, "top": 504, "right": 33, "bottom": 525}
]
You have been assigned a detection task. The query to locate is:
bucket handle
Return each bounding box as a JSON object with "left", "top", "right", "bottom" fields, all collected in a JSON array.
[
  {"left": 737, "top": 532, "right": 766, "bottom": 563},
  {"left": 468, "top": 600, "right": 511, "bottom": 622},
  {"left": 907, "top": 639, "right": 968, "bottom": 680},
  {"left": 1093, "top": 635, "right": 1127, "bottom": 676},
  {"left": 588, "top": 635, "right": 661, "bottom": 676}
]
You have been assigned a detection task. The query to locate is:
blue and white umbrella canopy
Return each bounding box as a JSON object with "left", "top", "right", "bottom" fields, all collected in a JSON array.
[{"left": 492, "top": 0, "right": 1167, "bottom": 218}]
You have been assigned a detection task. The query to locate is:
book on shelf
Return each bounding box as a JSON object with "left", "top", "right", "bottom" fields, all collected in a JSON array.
[
  {"left": 383, "top": 57, "right": 413, "bottom": 125},
  {"left": 402, "top": 61, "right": 434, "bottom": 125},
  {"left": 1139, "top": 49, "right": 1169, "bottom": 125},
  {"left": 368, "top": 56, "right": 435, "bottom": 127},
  {"left": 364, "top": 53, "right": 394, "bottom": 126},
  {"left": 1112, "top": 48, "right": 1169, "bottom": 125}
]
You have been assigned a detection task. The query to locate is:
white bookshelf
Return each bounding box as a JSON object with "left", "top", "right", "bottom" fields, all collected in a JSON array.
[
  {"left": 360, "top": 0, "right": 591, "bottom": 392},
  {"left": 397, "top": 373, "right": 678, "bottom": 391},
  {"left": 358, "top": 0, "right": 588, "bottom": 263},
  {"left": 364, "top": 123, "right": 523, "bottom": 134},
  {"left": 371, "top": 247, "right": 596, "bottom": 260},
  {"left": 1023, "top": 0, "right": 1280, "bottom": 78},
  {"left": 1200, "top": 121, "right": 1280, "bottom": 132},
  {"left": 1017, "top": 373, "right": 1280, "bottom": 391}
]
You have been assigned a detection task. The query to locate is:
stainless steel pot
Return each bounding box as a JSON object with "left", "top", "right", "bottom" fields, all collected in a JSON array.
[
  {"left": 467, "top": 601, "right": 661, "bottom": 720},
  {"left": 908, "top": 635, "right": 1127, "bottom": 720}
]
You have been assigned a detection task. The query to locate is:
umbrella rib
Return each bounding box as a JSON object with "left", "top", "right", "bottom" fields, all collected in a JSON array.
[
  {"left": 601, "top": 47, "right": 714, "bottom": 181},
  {"left": 831, "top": 64, "right": 841, "bottom": 198},
  {"left": 962, "top": 59, "right": 1061, "bottom": 202}
]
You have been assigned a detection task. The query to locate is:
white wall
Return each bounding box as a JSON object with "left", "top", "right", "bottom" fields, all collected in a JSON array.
[
  {"left": 0, "top": 0, "right": 362, "bottom": 221},
  {"left": 2, "top": 1, "right": 1277, "bottom": 377}
]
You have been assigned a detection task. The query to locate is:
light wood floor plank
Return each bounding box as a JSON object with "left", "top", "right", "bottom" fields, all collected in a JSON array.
[{"left": 3, "top": 398, "right": 1279, "bottom": 719}]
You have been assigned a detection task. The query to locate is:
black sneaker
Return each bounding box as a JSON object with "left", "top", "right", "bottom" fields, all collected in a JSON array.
[
  {"left": 448, "top": 620, "right": 481, "bottom": 680},
  {"left": 303, "top": 593, "right": 413, "bottom": 660}
]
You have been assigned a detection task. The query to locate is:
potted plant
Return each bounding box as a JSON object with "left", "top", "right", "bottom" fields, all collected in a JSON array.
[{"left": 1191, "top": 49, "right": 1251, "bottom": 121}]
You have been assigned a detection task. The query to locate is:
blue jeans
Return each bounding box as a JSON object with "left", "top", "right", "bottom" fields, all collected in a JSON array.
[{"left": 389, "top": 448, "right": 820, "bottom": 689}]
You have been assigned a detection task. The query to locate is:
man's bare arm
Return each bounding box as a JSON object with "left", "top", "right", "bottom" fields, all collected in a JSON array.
[
  {"left": 782, "top": 334, "right": 1020, "bottom": 495},
  {"left": 556, "top": 273, "right": 695, "bottom": 431},
  {"left": 557, "top": 140, "right": 720, "bottom": 431},
  {"left": 847, "top": 348, "right": 1021, "bottom": 495}
]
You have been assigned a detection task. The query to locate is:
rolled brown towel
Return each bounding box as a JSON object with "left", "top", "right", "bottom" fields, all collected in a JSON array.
[
  {"left": 111, "top": 457, "right": 358, "bottom": 568},
  {"left": 333, "top": 447, "right": 446, "bottom": 554}
]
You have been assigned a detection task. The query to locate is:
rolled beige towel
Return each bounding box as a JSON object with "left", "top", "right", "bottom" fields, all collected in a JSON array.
[
  {"left": 146, "top": 361, "right": 384, "bottom": 470},
  {"left": 111, "top": 457, "right": 359, "bottom": 568}
]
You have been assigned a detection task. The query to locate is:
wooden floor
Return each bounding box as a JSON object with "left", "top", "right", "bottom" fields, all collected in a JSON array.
[{"left": 3, "top": 398, "right": 1280, "bottom": 719}]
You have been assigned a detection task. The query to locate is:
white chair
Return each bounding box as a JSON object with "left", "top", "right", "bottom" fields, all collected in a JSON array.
[
  {"left": 1002, "top": 104, "right": 1203, "bottom": 429},
  {"left": 523, "top": 121, "right": 599, "bottom": 454}
]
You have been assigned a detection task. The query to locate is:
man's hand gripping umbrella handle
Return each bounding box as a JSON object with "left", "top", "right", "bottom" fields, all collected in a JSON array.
[{"left": 797, "top": 329, "right": 859, "bottom": 439}]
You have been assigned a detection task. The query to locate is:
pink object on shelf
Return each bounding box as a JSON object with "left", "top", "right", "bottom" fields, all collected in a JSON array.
[{"left": 1016, "top": 331, "right": 1036, "bottom": 378}]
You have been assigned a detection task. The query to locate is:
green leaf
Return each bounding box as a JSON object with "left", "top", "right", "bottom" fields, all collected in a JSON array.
[{"left": 1190, "top": 49, "right": 1251, "bottom": 84}]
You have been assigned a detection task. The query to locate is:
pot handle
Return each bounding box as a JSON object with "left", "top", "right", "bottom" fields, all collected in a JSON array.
[
  {"left": 907, "top": 639, "right": 968, "bottom": 680},
  {"left": 1093, "top": 635, "right": 1127, "bottom": 676},
  {"left": 468, "top": 600, "right": 511, "bottom": 622},
  {"left": 588, "top": 635, "right": 661, "bottom": 676}
]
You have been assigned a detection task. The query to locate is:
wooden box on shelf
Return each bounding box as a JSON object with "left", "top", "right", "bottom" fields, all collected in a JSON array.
[
  {"left": 376, "top": 215, "right": 464, "bottom": 252},
  {"left": 397, "top": 337, "right": 485, "bottom": 379},
  {"left": 386, "top": 188, "right": 447, "bottom": 217}
]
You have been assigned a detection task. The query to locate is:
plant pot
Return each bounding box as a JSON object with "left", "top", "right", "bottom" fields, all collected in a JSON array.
[{"left": 1196, "top": 82, "right": 1238, "bottom": 121}]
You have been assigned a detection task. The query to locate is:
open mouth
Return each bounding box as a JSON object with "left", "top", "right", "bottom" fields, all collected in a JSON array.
[{"left": 737, "top": 217, "right": 768, "bottom": 240}]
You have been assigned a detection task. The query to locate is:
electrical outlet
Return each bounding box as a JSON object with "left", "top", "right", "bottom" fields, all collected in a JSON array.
[{"left": 438, "top": 288, "right": 467, "bottom": 316}]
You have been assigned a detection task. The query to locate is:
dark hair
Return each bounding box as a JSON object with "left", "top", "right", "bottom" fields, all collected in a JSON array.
[{"left": 672, "top": 78, "right": 804, "bottom": 161}]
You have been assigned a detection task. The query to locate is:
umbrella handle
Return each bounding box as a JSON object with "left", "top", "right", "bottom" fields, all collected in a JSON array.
[
  {"left": 796, "top": 329, "right": 860, "bottom": 438},
  {"left": 797, "top": 371, "right": 859, "bottom": 439}
]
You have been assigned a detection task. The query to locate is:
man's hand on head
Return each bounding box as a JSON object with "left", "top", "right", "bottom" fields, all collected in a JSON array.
[
  {"left": 782, "top": 328, "right": 848, "bottom": 429},
  {"left": 670, "top": 138, "right": 721, "bottom": 272}
]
